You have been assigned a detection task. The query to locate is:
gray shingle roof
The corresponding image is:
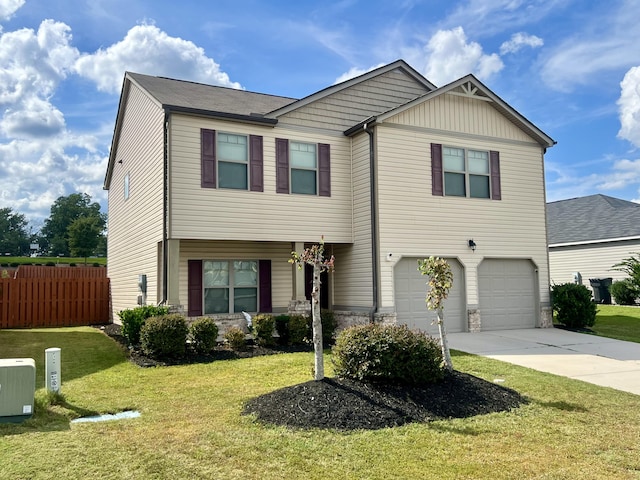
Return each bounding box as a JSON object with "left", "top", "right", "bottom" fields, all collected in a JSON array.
[
  {"left": 547, "top": 194, "right": 640, "bottom": 245},
  {"left": 127, "top": 72, "right": 297, "bottom": 117}
]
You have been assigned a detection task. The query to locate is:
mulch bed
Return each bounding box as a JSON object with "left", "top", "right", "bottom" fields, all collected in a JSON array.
[{"left": 98, "top": 323, "right": 528, "bottom": 430}]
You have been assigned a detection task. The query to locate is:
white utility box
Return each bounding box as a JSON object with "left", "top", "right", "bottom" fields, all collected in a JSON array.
[{"left": 0, "top": 358, "right": 36, "bottom": 423}]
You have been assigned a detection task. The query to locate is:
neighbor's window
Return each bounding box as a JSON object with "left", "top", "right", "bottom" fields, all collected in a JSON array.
[
  {"left": 217, "top": 133, "right": 248, "bottom": 190},
  {"left": 443, "top": 147, "right": 490, "bottom": 198},
  {"left": 290, "top": 141, "right": 317, "bottom": 195},
  {"left": 203, "top": 260, "right": 257, "bottom": 314},
  {"left": 124, "top": 173, "right": 130, "bottom": 200}
]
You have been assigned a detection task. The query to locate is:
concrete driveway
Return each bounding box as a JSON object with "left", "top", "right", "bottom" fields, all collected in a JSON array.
[{"left": 447, "top": 328, "right": 640, "bottom": 395}]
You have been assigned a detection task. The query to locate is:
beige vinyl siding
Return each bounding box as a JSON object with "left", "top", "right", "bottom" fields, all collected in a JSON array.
[
  {"left": 279, "top": 69, "right": 430, "bottom": 131},
  {"left": 169, "top": 115, "right": 353, "bottom": 243},
  {"left": 386, "top": 92, "right": 534, "bottom": 143},
  {"left": 549, "top": 240, "right": 640, "bottom": 292},
  {"left": 333, "top": 133, "right": 374, "bottom": 309},
  {"left": 375, "top": 112, "right": 549, "bottom": 310},
  {"left": 107, "top": 83, "right": 165, "bottom": 320},
  {"left": 178, "top": 240, "right": 293, "bottom": 311}
]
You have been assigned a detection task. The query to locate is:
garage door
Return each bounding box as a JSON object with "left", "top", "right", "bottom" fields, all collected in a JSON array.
[
  {"left": 394, "top": 257, "right": 466, "bottom": 335},
  {"left": 478, "top": 259, "right": 536, "bottom": 330}
]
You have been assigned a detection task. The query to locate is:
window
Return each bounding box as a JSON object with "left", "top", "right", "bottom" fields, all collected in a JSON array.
[
  {"left": 218, "top": 133, "right": 248, "bottom": 190},
  {"left": 290, "top": 142, "right": 317, "bottom": 194},
  {"left": 124, "top": 173, "right": 130, "bottom": 200},
  {"left": 276, "top": 138, "right": 331, "bottom": 196},
  {"left": 203, "top": 260, "right": 257, "bottom": 314},
  {"left": 442, "top": 147, "right": 491, "bottom": 198},
  {"left": 201, "top": 129, "right": 263, "bottom": 191}
]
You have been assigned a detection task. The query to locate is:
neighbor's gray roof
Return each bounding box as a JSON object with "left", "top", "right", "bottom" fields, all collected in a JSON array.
[
  {"left": 127, "top": 72, "right": 297, "bottom": 118},
  {"left": 547, "top": 194, "right": 640, "bottom": 245}
]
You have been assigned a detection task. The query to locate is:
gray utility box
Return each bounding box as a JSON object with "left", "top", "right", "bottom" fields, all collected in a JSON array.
[{"left": 0, "top": 358, "right": 36, "bottom": 423}]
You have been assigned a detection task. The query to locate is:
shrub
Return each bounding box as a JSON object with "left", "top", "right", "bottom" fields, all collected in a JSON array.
[
  {"left": 189, "top": 317, "right": 219, "bottom": 354},
  {"left": 289, "top": 315, "right": 309, "bottom": 345},
  {"left": 252, "top": 314, "right": 275, "bottom": 346},
  {"left": 118, "top": 305, "right": 170, "bottom": 345},
  {"left": 46, "top": 262, "right": 55, "bottom": 266},
  {"left": 551, "top": 283, "right": 597, "bottom": 328},
  {"left": 140, "top": 314, "right": 188, "bottom": 359},
  {"left": 275, "top": 314, "right": 291, "bottom": 345},
  {"left": 224, "top": 327, "right": 246, "bottom": 350},
  {"left": 332, "top": 324, "right": 445, "bottom": 385},
  {"left": 321, "top": 310, "right": 337, "bottom": 344},
  {"left": 610, "top": 279, "right": 639, "bottom": 305}
]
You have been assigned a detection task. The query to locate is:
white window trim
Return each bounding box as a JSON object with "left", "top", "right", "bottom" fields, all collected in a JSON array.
[
  {"left": 203, "top": 259, "right": 258, "bottom": 314},
  {"left": 289, "top": 140, "right": 318, "bottom": 195},
  {"left": 217, "top": 132, "right": 249, "bottom": 190},
  {"left": 442, "top": 146, "right": 491, "bottom": 199}
]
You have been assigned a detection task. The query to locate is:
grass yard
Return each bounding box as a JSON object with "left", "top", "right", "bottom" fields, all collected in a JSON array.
[
  {"left": 0, "top": 256, "right": 106, "bottom": 266},
  {"left": 592, "top": 304, "right": 640, "bottom": 343},
  {"left": 1, "top": 327, "right": 640, "bottom": 479}
]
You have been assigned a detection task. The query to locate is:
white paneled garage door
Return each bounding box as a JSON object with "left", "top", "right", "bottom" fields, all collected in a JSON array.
[
  {"left": 394, "top": 257, "right": 466, "bottom": 335},
  {"left": 478, "top": 259, "right": 537, "bottom": 330}
]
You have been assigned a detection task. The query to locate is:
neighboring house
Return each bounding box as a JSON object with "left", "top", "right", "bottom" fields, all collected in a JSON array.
[
  {"left": 547, "top": 194, "right": 640, "bottom": 293},
  {"left": 104, "top": 59, "right": 555, "bottom": 334}
]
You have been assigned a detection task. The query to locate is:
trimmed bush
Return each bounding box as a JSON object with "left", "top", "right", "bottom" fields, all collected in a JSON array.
[
  {"left": 610, "top": 279, "right": 639, "bottom": 305},
  {"left": 140, "top": 314, "right": 188, "bottom": 359},
  {"left": 551, "top": 283, "right": 597, "bottom": 328},
  {"left": 118, "top": 305, "right": 170, "bottom": 345},
  {"left": 289, "top": 315, "right": 309, "bottom": 345},
  {"left": 275, "top": 314, "right": 291, "bottom": 345},
  {"left": 332, "top": 324, "right": 445, "bottom": 385},
  {"left": 252, "top": 314, "right": 275, "bottom": 346},
  {"left": 189, "top": 317, "right": 219, "bottom": 354},
  {"left": 321, "top": 310, "right": 337, "bottom": 344},
  {"left": 224, "top": 327, "right": 246, "bottom": 350}
]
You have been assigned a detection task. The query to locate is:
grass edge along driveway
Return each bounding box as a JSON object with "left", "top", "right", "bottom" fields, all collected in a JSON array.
[{"left": 1, "top": 326, "right": 639, "bottom": 480}]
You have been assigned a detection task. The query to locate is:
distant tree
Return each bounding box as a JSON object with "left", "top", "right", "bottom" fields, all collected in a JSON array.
[
  {"left": 612, "top": 253, "right": 640, "bottom": 294},
  {"left": 41, "top": 193, "right": 106, "bottom": 257},
  {"left": 290, "top": 238, "right": 335, "bottom": 381},
  {"left": 0, "top": 207, "right": 30, "bottom": 256},
  {"left": 68, "top": 217, "right": 102, "bottom": 263}
]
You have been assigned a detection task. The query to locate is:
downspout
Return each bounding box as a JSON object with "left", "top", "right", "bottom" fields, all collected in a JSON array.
[
  {"left": 161, "top": 109, "right": 169, "bottom": 305},
  {"left": 364, "top": 121, "right": 379, "bottom": 323}
]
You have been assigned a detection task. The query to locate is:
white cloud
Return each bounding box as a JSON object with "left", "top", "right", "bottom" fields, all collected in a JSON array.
[
  {"left": 0, "top": 0, "right": 24, "bottom": 22},
  {"left": 500, "top": 32, "right": 543, "bottom": 54},
  {"left": 617, "top": 66, "right": 640, "bottom": 147},
  {"left": 540, "top": 1, "right": 640, "bottom": 91},
  {"left": 422, "top": 27, "right": 503, "bottom": 86},
  {"left": 74, "top": 23, "right": 242, "bottom": 94},
  {"left": 334, "top": 64, "right": 385, "bottom": 84}
]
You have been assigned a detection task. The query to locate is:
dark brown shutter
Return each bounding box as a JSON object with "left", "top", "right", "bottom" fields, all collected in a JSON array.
[
  {"left": 431, "top": 143, "right": 443, "bottom": 196},
  {"left": 318, "top": 143, "right": 331, "bottom": 197},
  {"left": 258, "top": 260, "right": 272, "bottom": 312},
  {"left": 187, "top": 260, "right": 203, "bottom": 316},
  {"left": 201, "top": 129, "right": 216, "bottom": 188},
  {"left": 249, "top": 135, "right": 263, "bottom": 192},
  {"left": 275, "top": 138, "right": 289, "bottom": 194},
  {"left": 490, "top": 151, "right": 501, "bottom": 200}
]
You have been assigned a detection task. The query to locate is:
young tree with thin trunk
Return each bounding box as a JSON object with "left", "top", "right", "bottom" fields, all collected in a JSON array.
[
  {"left": 290, "top": 238, "right": 335, "bottom": 381},
  {"left": 418, "top": 256, "right": 454, "bottom": 371}
]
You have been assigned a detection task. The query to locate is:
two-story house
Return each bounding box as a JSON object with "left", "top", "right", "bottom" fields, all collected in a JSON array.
[{"left": 104, "top": 60, "right": 555, "bottom": 334}]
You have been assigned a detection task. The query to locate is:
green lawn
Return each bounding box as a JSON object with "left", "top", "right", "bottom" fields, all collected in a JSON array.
[
  {"left": 1, "top": 327, "right": 639, "bottom": 479},
  {"left": 0, "top": 256, "right": 106, "bottom": 266},
  {"left": 592, "top": 304, "right": 640, "bottom": 343}
]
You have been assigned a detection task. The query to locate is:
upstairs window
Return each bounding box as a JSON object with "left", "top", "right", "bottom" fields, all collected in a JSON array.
[
  {"left": 290, "top": 142, "right": 317, "bottom": 195},
  {"left": 201, "top": 129, "right": 263, "bottom": 191},
  {"left": 443, "top": 147, "right": 490, "bottom": 198},
  {"left": 431, "top": 143, "right": 501, "bottom": 200},
  {"left": 218, "top": 133, "right": 248, "bottom": 190},
  {"left": 276, "top": 138, "right": 331, "bottom": 196}
]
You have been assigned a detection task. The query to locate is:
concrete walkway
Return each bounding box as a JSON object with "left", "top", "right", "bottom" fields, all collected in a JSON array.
[{"left": 447, "top": 328, "right": 640, "bottom": 395}]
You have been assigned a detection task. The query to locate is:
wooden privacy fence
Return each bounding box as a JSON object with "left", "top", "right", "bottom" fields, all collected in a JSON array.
[
  {"left": 0, "top": 277, "right": 110, "bottom": 328},
  {"left": 14, "top": 265, "right": 107, "bottom": 279}
]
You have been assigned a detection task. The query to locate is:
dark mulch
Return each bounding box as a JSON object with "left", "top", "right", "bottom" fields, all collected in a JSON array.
[{"left": 98, "top": 323, "right": 528, "bottom": 431}]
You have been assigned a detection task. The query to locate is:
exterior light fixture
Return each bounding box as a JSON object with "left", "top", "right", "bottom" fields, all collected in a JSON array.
[{"left": 468, "top": 239, "right": 477, "bottom": 251}]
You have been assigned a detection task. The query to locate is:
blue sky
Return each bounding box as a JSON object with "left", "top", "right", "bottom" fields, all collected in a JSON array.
[{"left": 1, "top": 0, "right": 640, "bottom": 227}]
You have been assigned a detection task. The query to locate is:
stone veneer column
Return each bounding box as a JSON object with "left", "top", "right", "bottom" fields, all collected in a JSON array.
[{"left": 467, "top": 308, "right": 481, "bottom": 332}]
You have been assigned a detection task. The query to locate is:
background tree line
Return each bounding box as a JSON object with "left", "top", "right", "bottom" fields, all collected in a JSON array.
[{"left": 0, "top": 193, "right": 106, "bottom": 260}]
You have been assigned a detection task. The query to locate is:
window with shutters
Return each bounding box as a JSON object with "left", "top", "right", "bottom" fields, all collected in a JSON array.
[
  {"left": 432, "top": 143, "right": 500, "bottom": 200},
  {"left": 203, "top": 260, "right": 258, "bottom": 314},
  {"left": 276, "top": 138, "right": 331, "bottom": 196}
]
